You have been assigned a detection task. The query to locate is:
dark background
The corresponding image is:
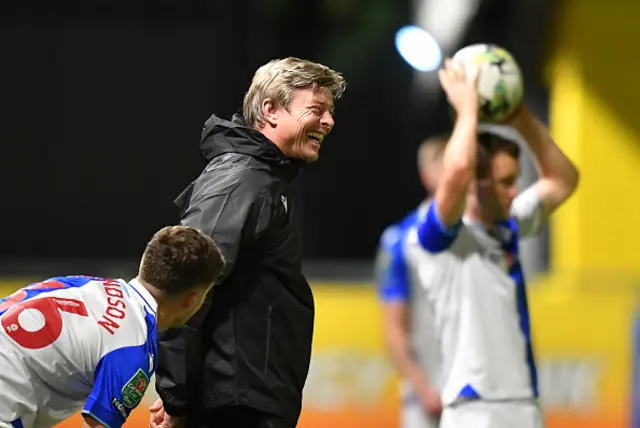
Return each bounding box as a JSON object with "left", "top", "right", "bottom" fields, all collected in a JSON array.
[{"left": 0, "top": 0, "right": 552, "bottom": 263}]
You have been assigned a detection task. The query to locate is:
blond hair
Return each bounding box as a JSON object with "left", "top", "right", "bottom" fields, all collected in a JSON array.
[{"left": 243, "top": 57, "right": 347, "bottom": 127}]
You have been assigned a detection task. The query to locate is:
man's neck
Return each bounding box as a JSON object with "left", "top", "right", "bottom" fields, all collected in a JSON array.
[
  {"left": 464, "top": 201, "right": 494, "bottom": 230},
  {"left": 132, "top": 276, "right": 170, "bottom": 329},
  {"left": 154, "top": 307, "right": 172, "bottom": 331},
  {"left": 256, "top": 125, "right": 290, "bottom": 157},
  {"left": 133, "top": 276, "right": 159, "bottom": 299}
]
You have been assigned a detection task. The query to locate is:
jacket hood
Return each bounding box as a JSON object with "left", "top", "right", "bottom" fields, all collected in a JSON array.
[{"left": 200, "top": 113, "right": 304, "bottom": 168}]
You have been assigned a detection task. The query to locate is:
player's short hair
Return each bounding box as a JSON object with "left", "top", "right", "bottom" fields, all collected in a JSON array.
[
  {"left": 139, "top": 226, "right": 225, "bottom": 296},
  {"left": 476, "top": 131, "right": 521, "bottom": 179},
  {"left": 243, "top": 57, "right": 347, "bottom": 127},
  {"left": 417, "top": 133, "right": 449, "bottom": 172}
]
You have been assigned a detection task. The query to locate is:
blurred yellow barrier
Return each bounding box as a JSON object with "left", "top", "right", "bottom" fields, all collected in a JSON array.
[
  {"left": 0, "top": 280, "right": 633, "bottom": 428},
  {"left": 529, "top": 279, "right": 636, "bottom": 428},
  {"left": 298, "top": 282, "right": 637, "bottom": 428},
  {"left": 298, "top": 283, "right": 398, "bottom": 428}
]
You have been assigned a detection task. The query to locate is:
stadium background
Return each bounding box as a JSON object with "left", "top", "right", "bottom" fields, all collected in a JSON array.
[{"left": 1, "top": 0, "right": 640, "bottom": 426}]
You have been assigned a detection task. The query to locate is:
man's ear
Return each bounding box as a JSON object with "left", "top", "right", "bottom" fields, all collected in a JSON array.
[
  {"left": 261, "top": 98, "right": 279, "bottom": 127},
  {"left": 419, "top": 170, "right": 431, "bottom": 193},
  {"left": 183, "top": 290, "right": 201, "bottom": 310}
]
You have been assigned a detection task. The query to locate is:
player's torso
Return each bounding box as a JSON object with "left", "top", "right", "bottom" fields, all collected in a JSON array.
[
  {"left": 0, "top": 276, "right": 155, "bottom": 427},
  {"left": 404, "top": 219, "right": 534, "bottom": 403}
]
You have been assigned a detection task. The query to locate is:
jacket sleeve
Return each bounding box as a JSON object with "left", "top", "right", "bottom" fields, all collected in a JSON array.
[{"left": 155, "top": 167, "right": 267, "bottom": 417}]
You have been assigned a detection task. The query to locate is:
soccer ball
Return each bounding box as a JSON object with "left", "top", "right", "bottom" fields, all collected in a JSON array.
[{"left": 450, "top": 43, "right": 524, "bottom": 122}]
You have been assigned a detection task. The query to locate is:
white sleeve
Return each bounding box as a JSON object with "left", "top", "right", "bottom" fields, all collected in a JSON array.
[{"left": 510, "top": 186, "right": 545, "bottom": 238}]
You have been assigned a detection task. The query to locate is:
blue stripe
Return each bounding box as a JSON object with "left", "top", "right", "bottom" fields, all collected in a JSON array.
[
  {"left": 0, "top": 276, "right": 98, "bottom": 317},
  {"left": 47, "top": 275, "right": 101, "bottom": 288},
  {"left": 504, "top": 219, "right": 539, "bottom": 397},
  {"left": 11, "top": 418, "right": 24, "bottom": 428},
  {"left": 511, "top": 261, "right": 539, "bottom": 397},
  {"left": 417, "top": 202, "right": 461, "bottom": 253},
  {"left": 127, "top": 282, "right": 156, "bottom": 315}
]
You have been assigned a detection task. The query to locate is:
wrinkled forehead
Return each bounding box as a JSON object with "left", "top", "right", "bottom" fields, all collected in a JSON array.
[{"left": 292, "top": 85, "right": 334, "bottom": 105}]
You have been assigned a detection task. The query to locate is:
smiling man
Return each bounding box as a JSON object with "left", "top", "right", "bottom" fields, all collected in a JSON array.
[{"left": 151, "top": 57, "right": 347, "bottom": 428}]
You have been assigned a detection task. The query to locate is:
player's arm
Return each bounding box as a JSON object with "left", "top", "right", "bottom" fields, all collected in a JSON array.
[
  {"left": 82, "top": 415, "right": 106, "bottom": 428},
  {"left": 383, "top": 300, "right": 440, "bottom": 400},
  {"left": 417, "top": 60, "right": 480, "bottom": 252},
  {"left": 156, "top": 167, "right": 266, "bottom": 418},
  {"left": 376, "top": 227, "right": 439, "bottom": 408},
  {"left": 377, "top": 226, "right": 416, "bottom": 377},
  {"left": 434, "top": 109, "right": 478, "bottom": 228},
  {"left": 82, "top": 346, "right": 154, "bottom": 428},
  {"left": 511, "top": 107, "right": 579, "bottom": 218}
]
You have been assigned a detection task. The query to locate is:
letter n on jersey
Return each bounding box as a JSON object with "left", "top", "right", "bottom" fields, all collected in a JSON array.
[{"left": 98, "top": 280, "right": 127, "bottom": 335}]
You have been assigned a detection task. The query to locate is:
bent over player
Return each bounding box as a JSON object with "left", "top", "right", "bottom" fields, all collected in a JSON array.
[
  {"left": 408, "top": 59, "right": 579, "bottom": 428},
  {"left": 0, "top": 225, "right": 224, "bottom": 428}
]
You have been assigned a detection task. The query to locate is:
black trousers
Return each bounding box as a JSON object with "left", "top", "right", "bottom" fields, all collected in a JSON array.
[{"left": 193, "top": 406, "right": 290, "bottom": 428}]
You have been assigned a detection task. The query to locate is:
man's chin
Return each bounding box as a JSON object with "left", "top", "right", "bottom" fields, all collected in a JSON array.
[
  {"left": 301, "top": 148, "right": 320, "bottom": 163},
  {"left": 497, "top": 210, "right": 511, "bottom": 222}
]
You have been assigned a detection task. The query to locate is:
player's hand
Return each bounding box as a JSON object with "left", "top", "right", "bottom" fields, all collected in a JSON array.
[
  {"left": 149, "top": 398, "right": 185, "bottom": 428},
  {"left": 439, "top": 58, "right": 480, "bottom": 118},
  {"left": 417, "top": 384, "right": 443, "bottom": 418}
]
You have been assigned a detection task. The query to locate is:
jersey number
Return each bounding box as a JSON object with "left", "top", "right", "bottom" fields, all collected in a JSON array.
[{"left": 2, "top": 296, "right": 89, "bottom": 349}]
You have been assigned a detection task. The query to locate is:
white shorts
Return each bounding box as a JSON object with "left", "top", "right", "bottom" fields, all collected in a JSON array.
[
  {"left": 402, "top": 401, "right": 440, "bottom": 428},
  {"left": 440, "top": 400, "right": 544, "bottom": 428}
]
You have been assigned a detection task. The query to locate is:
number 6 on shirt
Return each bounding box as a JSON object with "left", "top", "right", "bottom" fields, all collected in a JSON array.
[{"left": 2, "top": 297, "right": 89, "bottom": 349}]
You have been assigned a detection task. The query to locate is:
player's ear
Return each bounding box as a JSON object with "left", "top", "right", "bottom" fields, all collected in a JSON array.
[
  {"left": 182, "top": 290, "right": 201, "bottom": 310},
  {"left": 419, "top": 170, "right": 431, "bottom": 192},
  {"left": 261, "top": 98, "right": 279, "bottom": 127}
]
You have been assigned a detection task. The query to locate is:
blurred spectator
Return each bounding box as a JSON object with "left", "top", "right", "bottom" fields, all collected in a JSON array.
[{"left": 376, "top": 135, "right": 447, "bottom": 428}]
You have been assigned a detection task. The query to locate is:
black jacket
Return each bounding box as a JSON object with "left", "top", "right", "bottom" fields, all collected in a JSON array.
[{"left": 155, "top": 113, "right": 314, "bottom": 427}]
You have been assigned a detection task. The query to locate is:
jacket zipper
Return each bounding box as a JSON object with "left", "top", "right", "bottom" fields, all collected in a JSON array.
[{"left": 265, "top": 305, "right": 273, "bottom": 374}]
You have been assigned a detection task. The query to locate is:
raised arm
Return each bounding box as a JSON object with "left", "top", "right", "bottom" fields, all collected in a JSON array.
[
  {"left": 508, "top": 108, "right": 579, "bottom": 218},
  {"left": 433, "top": 59, "right": 481, "bottom": 228},
  {"left": 417, "top": 60, "right": 480, "bottom": 253}
]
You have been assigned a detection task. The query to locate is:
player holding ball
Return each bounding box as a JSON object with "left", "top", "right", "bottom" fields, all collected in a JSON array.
[{"left": 407, "top": 44, "right": 579, "bottom": 428}]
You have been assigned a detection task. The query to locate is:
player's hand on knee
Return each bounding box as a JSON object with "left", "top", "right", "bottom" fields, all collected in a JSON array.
[{"left": 438, "top": 58, "right": 480, "bottom": 118}]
